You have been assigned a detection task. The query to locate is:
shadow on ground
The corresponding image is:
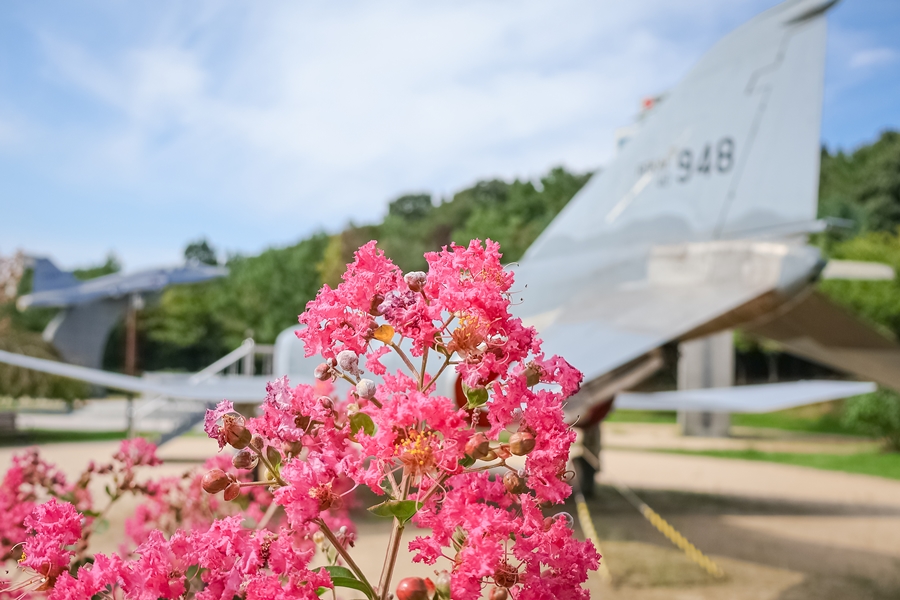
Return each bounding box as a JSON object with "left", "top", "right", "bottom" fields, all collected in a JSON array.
[{"left": 580, "top": 484, "right": 900, "bottom": 600}]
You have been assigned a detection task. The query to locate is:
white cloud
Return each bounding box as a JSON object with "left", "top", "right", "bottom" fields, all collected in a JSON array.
[
  {"left": 4, "top": 0, "right": 768, "bottom": 268},
  {"left": 849, "top": 47, "right": 897, "bottom": 69}
]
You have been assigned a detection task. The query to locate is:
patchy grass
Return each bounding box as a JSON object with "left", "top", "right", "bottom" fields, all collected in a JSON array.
[
  {"left": 0, "top": 429, "right": 129, "bottom": 446},
  {"left": 658, "top": 448, "right": 900, "bottom": 480},
  {"left": 607, "top": 410, "right": 677, "bottom": 424},
  {"left": 730, "top": 411, "right": 861, "bottom": 436},
  {"left": 608, "top": 402, "right": 867, "bottom": 437}
]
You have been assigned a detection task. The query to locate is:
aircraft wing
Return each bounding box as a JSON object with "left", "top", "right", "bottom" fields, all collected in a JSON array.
[
  {"left": 518, "top": 240, "right": 821, "bottom": 385},
  {"left": 746, "top": 290, "right": 900, "bottom": 391},
  {"left": 0, "top": 349, "right": 272, "bottom": 402},
  {"left": 18, "top": 263, "right": 227, "bottom": 309},
  {"left": 616, "top": 380, "right": 875, "bottom": 413}
]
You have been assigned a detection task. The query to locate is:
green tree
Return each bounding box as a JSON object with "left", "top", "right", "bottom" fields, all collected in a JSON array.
[
  {"left": 818, "top": 130, "right": 900, "bottom": 245},
  {"left": 184, "top": 239, "right": 219, "bottom": 265},
  {"left": 843, "top": 389, "right": 900, "bottom": 451}
]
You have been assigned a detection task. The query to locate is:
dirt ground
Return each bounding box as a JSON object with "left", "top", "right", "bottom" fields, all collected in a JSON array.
[{"left": 1, "top": 425, "right": 898, "bottom": 599}]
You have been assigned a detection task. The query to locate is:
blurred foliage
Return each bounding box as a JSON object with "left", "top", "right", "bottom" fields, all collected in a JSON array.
[
  {"left": 816, "top": 230, "right": 900, "bottom": 339},
  {"left": 135, "top": 166, "right": 593, "bottom": 370},
  {"left": 0, "top": 318, "right": 89, "bottom": 400},
  {"left": 843, "top": 389, "right": 900, "bottom": 451},
  {"left": 817, "top": 130, "right": 900, "bottom": 244},
  {"left": 72, "top": 253, "right": 121, "bottom": 280},
  {"left": 184, "top": 239, "right": 219, "bottom": 266}
]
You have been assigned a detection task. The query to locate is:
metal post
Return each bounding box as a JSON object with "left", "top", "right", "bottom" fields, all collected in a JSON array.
[
  {"left": 126, "top": 395, "right": 134, "bottom": 438},
  {"left": 677, "top": 330, "right": 733, "bottom": 437},
  {"left": 124, "top": 294, "right": 144, "bottom": 376},
  {"left": 241, "top": 339, "right": 255, "bottom": 376}
]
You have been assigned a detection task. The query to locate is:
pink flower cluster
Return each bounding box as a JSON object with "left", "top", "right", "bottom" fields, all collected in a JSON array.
[{"left": 6, "top": 239, "right": 599, "bottom": 600}]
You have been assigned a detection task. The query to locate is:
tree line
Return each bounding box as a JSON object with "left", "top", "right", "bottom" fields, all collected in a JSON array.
[{"left": 2, "top": 131, "right": 899, "bottom": 397}]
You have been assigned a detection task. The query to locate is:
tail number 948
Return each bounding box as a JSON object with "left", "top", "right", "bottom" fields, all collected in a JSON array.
[{"left": 637, "top": 137, "right": 735, "bottom": 185}]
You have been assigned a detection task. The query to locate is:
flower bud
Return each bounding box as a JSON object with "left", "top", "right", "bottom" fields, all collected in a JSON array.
[
  {"left": 404, "top": 271, "right": 427, "bottom": 293},
  {"left": 232, "top": 449, "right": 258, "bottom": 470},
  {"left": 223, "top": 415, "right": 252, "bottom": 450},
  {"left": 509, "top": 431, "right": 536, "bottom": 456},
  {"left": 314, "top": 363, "right": 333, "bottom": 381},
  {"left": 434, "top": 571, "right": 451, "bottom": 599},
  {"left": 346, "top": 402, "right": 360, "bottom": 416},
  {"left": 266, "top": 445, "right": 282, "bottom": 467},
  {"left": 250, "top": 434, "right": 265, "bottom": 451},
  {"left": 493, "top": 562, "right": 519, "bottom": 588},
  {"left": 523, "top": 361, "right": 543, "bottom": 387},
  {"left": 369, "top": 293, "right": 385, "bottom": 316},
  {"left": 503, "top": 471, "right": 527, "bottom": 495},
  {"left": 295, "top": 415, "right": 311, "bottom": 430},
  {"left": 395, "top": 577, "right": 429, "bottom": 600},
  {"left": 223, "top": 481, "right": 241, "bottom": 502},
  {"left": 336, "top": 350, "right": 361, "bottom": 376},
  {"left": 319, "top": 396, "right": 335, "bottom": 415},
  {"left": 490, "top": 588, "right": 509, "bottom": 600},
  {"left": 465, "top": 432, "right": 490, "bottom": 460},
  {"left": 201, "top": 468, "right": 232, "bottom": 494},
  {"left": 356, "top": 379, "right": 376, "bottom": 399},
  {"left": 312, "top": 531, "right": 325, "bottom": 545},
  {"left": 282, "top": 440, "right": 303, "bottom": 457}
]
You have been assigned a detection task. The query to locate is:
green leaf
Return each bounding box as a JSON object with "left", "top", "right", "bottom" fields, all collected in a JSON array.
[
  {"left": 464, "top": 384, "right": 489, "bottom": 409},
  {"left": 323, "top": 566, "right": 356, "bottom": 579},
  {"left": 314, "top": 566, "right": 375, "bottom": 600},
  {"left": 350, "top": 412, "right": 376, "bottom": 437},
  {"left": 91, "top": 518, "right": 109, "bottom": 535},
  {"left": 368, "top": 499, "right": 422, "bottom": 523}
]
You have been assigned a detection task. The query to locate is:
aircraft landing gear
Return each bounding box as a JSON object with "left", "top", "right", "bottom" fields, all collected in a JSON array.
[{"left": 575, "top": 421, "right": 601, "bottom": 499}]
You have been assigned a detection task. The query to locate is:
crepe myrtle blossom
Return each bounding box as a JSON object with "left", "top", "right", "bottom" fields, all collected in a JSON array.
[{"left": 7, "top": 239, "right": 598, "bottom": 600}]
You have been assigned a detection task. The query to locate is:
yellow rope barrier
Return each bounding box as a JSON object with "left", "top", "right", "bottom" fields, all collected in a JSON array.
[
  {"left": 611, "top": 482, "right": 725, "bottom": 579},
  {"left": 574, "top": 492, "right": 613, "bottom": 585},
  {"left": 570, "top": 448, "right": 724, "bottom": 585}
]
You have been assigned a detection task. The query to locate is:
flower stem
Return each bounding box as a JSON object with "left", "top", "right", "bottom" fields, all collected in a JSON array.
[
  {"left": 378, "top": 475, "right": 411, "bottom": 599},
  {"left": 240, "top": 479, "right": 277, "bottom": 487},
  {"left": 251, "top": 447, "right": 288, "bottom": 487},
  {"left": 315, "top": 517, "right": 375, "bottom": 596},
  {"left": 422, "top": 356, "right": 452, "bottom": 394},
  {"left": 390, "top": 342, "right": 418, "bottom": 379},
  {"left": 419, "top": 347, "right": 429, "bottom": 391}
]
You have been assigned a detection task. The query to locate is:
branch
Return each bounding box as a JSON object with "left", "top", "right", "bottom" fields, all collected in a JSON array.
[
  {"left": 378, "top": 475, "right": 411, "bottom": 599},
  {"left": 316, "top": 518, "right": 376, "bottom": 597},
  {"left": 389, "top": 342, "right": 418, "bottom": 378}
]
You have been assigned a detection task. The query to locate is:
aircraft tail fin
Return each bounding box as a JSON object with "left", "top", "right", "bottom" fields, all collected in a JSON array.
[
  {"left": 525, "top": 0, "right": 836, "bottom": 261},
  {"left": 30, "top": 258, "right": 80, "bottom": 293}
]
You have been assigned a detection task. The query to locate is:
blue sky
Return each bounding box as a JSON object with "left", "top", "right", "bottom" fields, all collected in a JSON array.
[{"left": 0, "top": 0, "right": 897, "bottom": 270}]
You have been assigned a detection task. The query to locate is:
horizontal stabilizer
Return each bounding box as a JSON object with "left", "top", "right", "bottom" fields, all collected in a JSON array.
[
  {"left": 746, "top": 290, "right": 900, "bottom": 392},
  {"left": 616, "top": 379, "right": 875, "bottom": 413},
  {"left": 820, "top": 260, "right": 895, "bottom": 281},
  {"left": 0, "top": 349, "right": 273, "bottom": 402}
]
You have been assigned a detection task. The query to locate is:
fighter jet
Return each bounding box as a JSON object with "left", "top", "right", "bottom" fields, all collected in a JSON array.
[
  {"left": 0, "top": 0, "right": 894, "bottom": 452},
  {"left": 15, "top": 257, "right": 226, "bottom": 370}
]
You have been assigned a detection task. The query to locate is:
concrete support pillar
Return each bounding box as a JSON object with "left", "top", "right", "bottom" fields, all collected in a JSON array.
[{"left": 677, "top": 330, "right": 733, "bottom": 437}]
